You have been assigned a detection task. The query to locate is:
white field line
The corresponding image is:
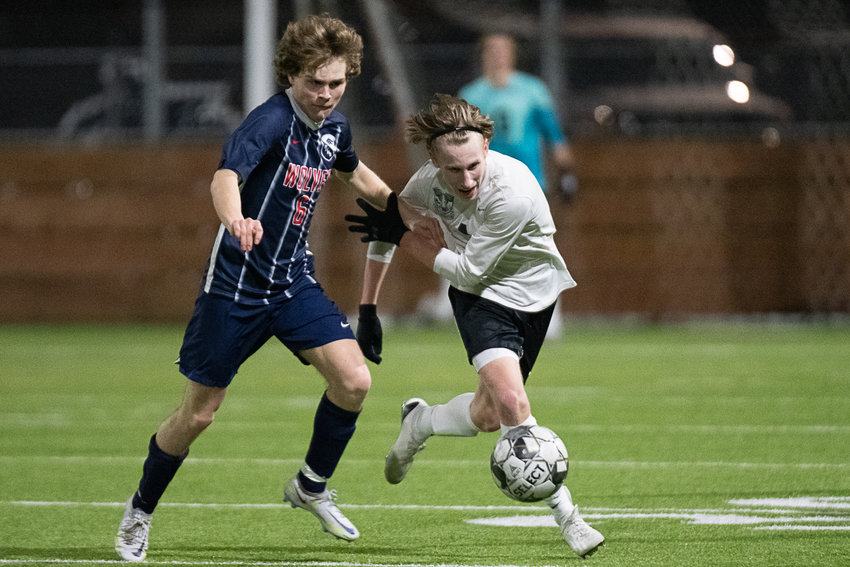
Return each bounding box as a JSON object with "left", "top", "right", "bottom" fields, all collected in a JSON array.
[
  {"left": 6, "top": 499, "right": 850, "bottom": 518},
  {"left": 2, "top": 498, "right": 849, "bottom": 560},
  {"left": 565, "top": 424, "right": 850, "bottom": 433},
  {"left": 753, "top": 525, "right": 850, "bottom": 531},
  {"left": 0, "top": 455, "right": 847, "bottom": 469},
  {"left": 0, "top": 560, "right": 545, "bottom": 567},
  {"left": 730, "top": 497, "right": 850, "bottom": 509},
  {"left": 468, "top": 512, "right": 850, "bottom": 526},
  {"left": 5, "top": 499, "right": 850, "bottom": 519},
  {"left": 0, "top": 500, "right": 757, "bottom": 513}
]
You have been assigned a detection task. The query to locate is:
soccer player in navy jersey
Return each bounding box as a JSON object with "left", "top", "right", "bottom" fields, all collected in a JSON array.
[{"left": 115, "top": 14, "right": 395, "bottom": 562}]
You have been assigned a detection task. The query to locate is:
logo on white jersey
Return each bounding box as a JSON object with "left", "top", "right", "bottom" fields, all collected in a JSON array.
[{"left": 432, "top": 187, "right": 457, "bottom": 220}]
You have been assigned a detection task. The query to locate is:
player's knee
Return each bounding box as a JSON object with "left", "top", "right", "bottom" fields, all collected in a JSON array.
[
  {"left": 335, "top": 364, "right": 371, "bottom": 406},
  {"left": 177, "top": 403, "right": 217, "bottom": 433},
  {"left": 349, "top": 364, "right": 372, "bottom": 400},
  {"left": 188, "top": 410, "right": 216, "bottom": 433},
  {"left": 496, "top": 388, "right": 526, "bottom": 416}
]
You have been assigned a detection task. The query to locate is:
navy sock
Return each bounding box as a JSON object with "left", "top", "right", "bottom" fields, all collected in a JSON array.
[
  {"left": 298, "top": 393, "right": 359, "bottom": 493},
  {"left": 132, "top": 434, "right": 187, "bottom": 514}
]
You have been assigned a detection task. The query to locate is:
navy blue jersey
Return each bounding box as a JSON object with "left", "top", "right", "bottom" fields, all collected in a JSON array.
[{"left": 202, "top": 92, "right": 359, "bottom": 304}]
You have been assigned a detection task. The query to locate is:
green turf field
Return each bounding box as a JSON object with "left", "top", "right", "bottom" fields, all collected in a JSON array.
[{"left": 1, "top": 322, "right": 848, "bottom": 566}]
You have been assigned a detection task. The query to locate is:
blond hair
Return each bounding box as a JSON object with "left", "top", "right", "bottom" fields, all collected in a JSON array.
[
  {"left": 405, "top": 93, "right": 495, "bottom": 151},
  {"left": 273, "top": 13, "right": 363, "bottom": 88}
]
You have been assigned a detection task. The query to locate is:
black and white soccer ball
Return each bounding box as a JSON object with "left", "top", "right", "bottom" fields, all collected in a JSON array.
[{"left": 490, "top": 424, "right": 569, "bottom": 502}]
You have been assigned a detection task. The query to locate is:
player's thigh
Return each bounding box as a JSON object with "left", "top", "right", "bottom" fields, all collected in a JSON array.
[
  {"left": 271, "top": 283, "right": 354, "bottom": 355},
  {"left": 477, "top": 356, "right": 528, "bottom": 409},
  {"left": 269, "top": 283, "right": 368, "bottom": 408},
  {"left": 178, "top": 292, "right": 272, "bottom": 388},
  {"left": 449, "top": 287, "right": 524, "bottom": 363}
]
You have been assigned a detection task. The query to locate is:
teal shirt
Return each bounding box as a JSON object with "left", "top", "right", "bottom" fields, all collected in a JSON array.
[{"left": 459, "top": 71, "right": 566, "bottom": 191}]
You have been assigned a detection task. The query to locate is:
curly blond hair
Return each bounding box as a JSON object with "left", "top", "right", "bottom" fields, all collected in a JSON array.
[
  {"left": 273, "top": 13, "right": 363, "bottom": 88},
  {"left": 405, "top": 94, "right": 495, "bottom": 151}
]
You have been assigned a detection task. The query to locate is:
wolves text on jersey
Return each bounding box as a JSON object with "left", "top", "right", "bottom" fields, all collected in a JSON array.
[{"left": 283, "top": 163, "right": 332, "bottom": 193}]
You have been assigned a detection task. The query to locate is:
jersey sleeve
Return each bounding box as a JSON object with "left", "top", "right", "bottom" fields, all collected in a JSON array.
[
  {"left": 433, "top": 194, "right": 533, "bottom": 288},
  {"left": 332, "top": 119, "right": 359, "bottom": 173},
  {"left": 399, "top": 164, "right": 437, "bottom": 216},
  {"left": 218, "top": 102, "right": 284, "bottom": 183}
]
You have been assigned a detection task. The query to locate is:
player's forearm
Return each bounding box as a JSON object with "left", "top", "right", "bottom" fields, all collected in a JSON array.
[
  {"left": 359, "top": 258, "right": 391, "bottom": 305},
  {"left": 336, "top": 162, "right": 392, "bottom": 208},
  {"left": 398, "top": 230, "right": 443, "bottom": 271},
  {"left": 210, "top": 169, "right": 243, "bottom": 231}
]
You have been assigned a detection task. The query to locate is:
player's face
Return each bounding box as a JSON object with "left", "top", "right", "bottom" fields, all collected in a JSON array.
[
  {"left": 288, "top": 58, "right": 348, "bottom": 123},
  {"left": 481, "top": 34, "right": 516, "bottom": 73},
  {"left": 431, "top": 134, "right": 489, "bottom": 201}
]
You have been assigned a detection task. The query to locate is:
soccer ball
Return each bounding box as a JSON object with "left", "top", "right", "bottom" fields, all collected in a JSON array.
[{"left": 490, "top": 424, "right": 568, "bottom": 502}]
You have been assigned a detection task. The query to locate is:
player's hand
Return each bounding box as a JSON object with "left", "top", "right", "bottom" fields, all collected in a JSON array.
[
  {"left": 229, "top": 217, "right": 264, "bottom": 252},
  {"left": 558, "top": 172, "right": 578, "bottom": 204},
  {"left": 345, "top": 193, "right": 410, "bottom": 246},
  {"left": 356, "top": 304, "right": 382, "bottom": 364}
]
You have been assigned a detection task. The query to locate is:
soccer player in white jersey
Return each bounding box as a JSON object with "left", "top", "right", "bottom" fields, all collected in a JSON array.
[
  {"left": 114, "top": 14, "right": 395, "bottom": 562},
  {"left": 346, "top": 94, "right": 605, "bottom": 559},
  {"left": 422, "top": 32, "right": 574, "bottom": 335}
]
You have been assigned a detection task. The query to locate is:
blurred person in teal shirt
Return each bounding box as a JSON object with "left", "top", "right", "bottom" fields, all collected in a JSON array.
[
  {"left": 459, "top": 31, "right": 576, "bottom": 202},
  {"left": 452, "top": 32, "right": 574, "bottom": 338}
]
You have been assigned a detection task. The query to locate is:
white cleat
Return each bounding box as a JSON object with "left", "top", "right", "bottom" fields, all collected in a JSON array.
[
  {"left": 384, "top": 398, "right": 429, "bottom": 484},
  {"left": 283, "top": 476, "right": 359, "bottom": 541},
  {"left": 115, "top": 496, "right": 152, "bottom": 562},
  {"left": 558, "top": 506, "right": 605, "bottom": 558}
]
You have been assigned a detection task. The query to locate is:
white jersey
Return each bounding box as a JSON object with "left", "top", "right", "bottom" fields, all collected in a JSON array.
[{"left": 397, "top": 150, "right": 576, "bottom": 312}]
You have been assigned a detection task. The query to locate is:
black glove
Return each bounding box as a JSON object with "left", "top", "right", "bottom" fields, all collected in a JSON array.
[
  {"left": 345, "top": 192, "right": 410, "bottom": 246},
  {"left": 356, "top": 304, "right": 382, "bottom": 364}
]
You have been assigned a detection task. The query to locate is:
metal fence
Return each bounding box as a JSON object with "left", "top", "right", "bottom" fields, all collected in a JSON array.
[{"left": 3, "top": 1, "right": 850, "bottom": 142}]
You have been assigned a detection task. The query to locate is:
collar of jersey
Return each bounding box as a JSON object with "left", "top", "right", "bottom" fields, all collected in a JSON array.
[{"left": 285, "top": 88, "right": 324, "bottom": 131}]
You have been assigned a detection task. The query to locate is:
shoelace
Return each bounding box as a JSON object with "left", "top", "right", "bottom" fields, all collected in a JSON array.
[
  {"left": 121, "top": 516, "right": 151, "bottom": 546},
  {"left": 302, "top": 486, "right": 338, "bottom": 505},
  {"left": 567, "top": 519, "right": 595, "bottom": 540}
]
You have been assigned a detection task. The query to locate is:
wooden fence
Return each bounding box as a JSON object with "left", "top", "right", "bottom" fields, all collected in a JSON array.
[{"left": 1, "top": 137, "right": 847, "bottom": 322}]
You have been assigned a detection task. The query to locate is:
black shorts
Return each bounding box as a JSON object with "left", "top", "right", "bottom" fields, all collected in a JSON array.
[{"left": 448, "top": 286, "right": 555, "bottom": 382}]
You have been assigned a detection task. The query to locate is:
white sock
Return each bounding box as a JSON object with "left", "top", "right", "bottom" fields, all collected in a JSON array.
[
  {"left": 546, "top": 485, "right": 578, "bottom": 525},
  {"left": 427, "top": 392, "right": 479, "bottom": 437},
  {"left": 499, "top": 413, "right": 537, "bottom": 436}
]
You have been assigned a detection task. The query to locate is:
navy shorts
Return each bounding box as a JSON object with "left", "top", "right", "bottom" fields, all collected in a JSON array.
[
  {"left": 448, "top": 286, "right": 555, "bottom": 382},
  {"left": 177, "top": 282, "right": 354, "bottom": 388}
]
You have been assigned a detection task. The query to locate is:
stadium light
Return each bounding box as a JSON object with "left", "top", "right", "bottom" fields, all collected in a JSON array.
[
  {"left": 713, "top": 44, "right": 735, "bottom": 67},
  {"left": 726, "top": 80, "right": 750, "bottom": 104}
]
